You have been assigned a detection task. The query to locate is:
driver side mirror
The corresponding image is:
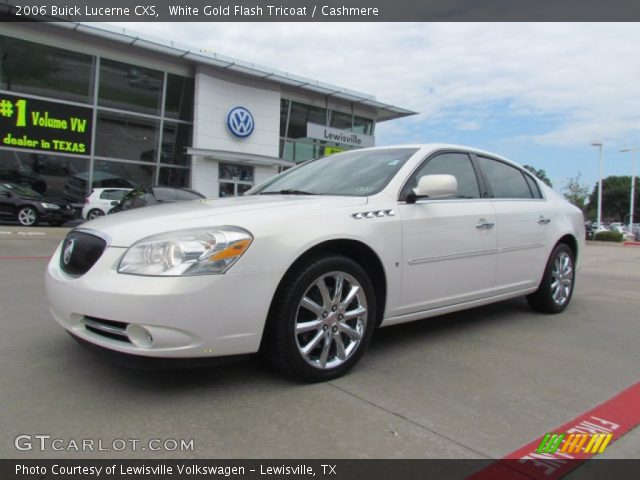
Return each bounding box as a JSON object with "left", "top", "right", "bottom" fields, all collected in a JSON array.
[{"left": 407, "top": 174, "right": 457, "bottom": 203}]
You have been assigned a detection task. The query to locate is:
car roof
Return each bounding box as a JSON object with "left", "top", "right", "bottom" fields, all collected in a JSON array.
[{"left": 355, "top": 143, "right": 523, "bottom": 169}]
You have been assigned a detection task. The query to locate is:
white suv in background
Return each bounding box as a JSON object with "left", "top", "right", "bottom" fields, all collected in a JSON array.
[{"left": 82, "top": 188, "right": 132, "bottom": 220}]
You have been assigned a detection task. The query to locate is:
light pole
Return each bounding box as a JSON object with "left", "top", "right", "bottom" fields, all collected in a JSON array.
[
  {"left": 620, "top": 147, "right": 639, "bottom": 232},
  {"left": 591, "top": 141, "right": 604, "bottom": 227}
]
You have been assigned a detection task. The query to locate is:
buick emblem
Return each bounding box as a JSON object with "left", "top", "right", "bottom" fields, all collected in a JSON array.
[
  {"left": 226, "top": 106, "right": 255, "bottom": 138},
  {"left": 62, "top": 238, "right": 76, "bottom": 265}
]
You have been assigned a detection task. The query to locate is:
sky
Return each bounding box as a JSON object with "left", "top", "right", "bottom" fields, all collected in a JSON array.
[{"left": 110, "top": 22, "right": 640, "bottom": 193}]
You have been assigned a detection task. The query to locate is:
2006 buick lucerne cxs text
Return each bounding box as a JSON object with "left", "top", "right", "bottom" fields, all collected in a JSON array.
[{"left": 46, "top": 145, "right": 585, "bottom": 382}]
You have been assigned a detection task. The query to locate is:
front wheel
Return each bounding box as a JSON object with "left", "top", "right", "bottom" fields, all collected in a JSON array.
[
  {"left": 264, "top": 255, "right": 376, "bottom": 382},
  {"left": 17, "top": 206, "right": 38, "bottom": 227},
  {"left": 527, "top": 243, "right": 575, "bottom": 313}
]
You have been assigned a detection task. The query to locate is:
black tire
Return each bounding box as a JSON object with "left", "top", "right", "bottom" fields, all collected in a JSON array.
[
  {"left": 527, "top": 243, "right": 575, "bottom": 314},
  {"left": 87, "top": 209, "right": 104, "bottom": 220},
  {"left": 263, "top": 255, "right": 377, "bottom": 382},
  {"left": 17, "top": 206, "right": 39, "bottom": 227}
]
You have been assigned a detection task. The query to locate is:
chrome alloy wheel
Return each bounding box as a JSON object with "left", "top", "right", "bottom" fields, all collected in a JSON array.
[
  {"left": 295, "top": 271, "right": 368, "bottom": 370},
  {"left": 18, "top": 207, "right": 37, "bottom": 226},
  {"left": 551, "top": 251, "right": 573, "bottom": 306}
]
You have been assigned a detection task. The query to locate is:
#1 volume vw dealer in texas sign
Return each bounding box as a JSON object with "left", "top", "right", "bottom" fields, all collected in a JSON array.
[{"left": 0, "top": 92, "right": 92, "bottom": 155}]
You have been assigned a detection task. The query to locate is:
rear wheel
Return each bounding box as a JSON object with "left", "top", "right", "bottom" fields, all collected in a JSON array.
[
  {"left": 17, "top": 206, "right": 38, "bottom": 227},
  {"left": 87, "top": 209, "right": 104, "bottom": 220},
  {"left": 527, "top": 243, "right": 575, "bottom": 313},
  {"left": 264, "top": 255, "right": 376, "bottom": 382}
]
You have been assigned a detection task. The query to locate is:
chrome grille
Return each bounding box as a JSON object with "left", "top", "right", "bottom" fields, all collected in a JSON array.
[{"left": 59, "top": 231, "right": 107, "bottom": 276}]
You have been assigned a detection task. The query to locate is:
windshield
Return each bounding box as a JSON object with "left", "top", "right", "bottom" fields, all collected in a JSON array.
[
  {"left": 1, "top": 183, "right": 42, "bottom": 198},
  {"left": 249, "top": 148, "right": 418, "bottom": 196}
]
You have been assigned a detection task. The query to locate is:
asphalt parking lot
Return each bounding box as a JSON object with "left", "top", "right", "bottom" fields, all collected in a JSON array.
[{"left": 1, "top": 227, "right": 639, "bottom": 469}]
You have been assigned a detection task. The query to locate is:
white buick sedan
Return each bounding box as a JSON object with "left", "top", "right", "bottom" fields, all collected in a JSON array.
[{"left": 46, "top": 145, "right": 584, "bottom": 382}]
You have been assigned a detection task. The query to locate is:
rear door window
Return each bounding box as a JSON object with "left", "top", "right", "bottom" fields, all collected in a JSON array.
[{"left": 477, "top": 156, "right": 533, "bottom": 199}]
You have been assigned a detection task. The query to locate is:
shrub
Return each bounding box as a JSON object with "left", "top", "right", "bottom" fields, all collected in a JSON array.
[{"left": 593, "top": 231, "right": 624, "bottom": 242}]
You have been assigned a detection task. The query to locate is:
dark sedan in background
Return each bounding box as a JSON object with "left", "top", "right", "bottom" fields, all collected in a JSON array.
[{"left": 0, "top": 183, "right": 76, "bottom": 226}]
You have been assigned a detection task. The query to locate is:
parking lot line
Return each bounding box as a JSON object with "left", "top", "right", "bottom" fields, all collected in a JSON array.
[
  {"left": 0, "top": 256, "right": 51, "bottom": 260},
  {"left": 469, "top": 381, "right": 640, "bottom": 479}
]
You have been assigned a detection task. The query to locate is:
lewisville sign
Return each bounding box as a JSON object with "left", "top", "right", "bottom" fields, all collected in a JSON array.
[
  {"left": 0, "top": 93, "right": 92, "bottom": 155},
  {"left": 306, "top": 122, "right": 375, "bottom": 148}
]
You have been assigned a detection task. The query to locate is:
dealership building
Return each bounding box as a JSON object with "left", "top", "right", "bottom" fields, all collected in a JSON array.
[{"left": 0, "top": 22, "right": 415, "bottom": 203}]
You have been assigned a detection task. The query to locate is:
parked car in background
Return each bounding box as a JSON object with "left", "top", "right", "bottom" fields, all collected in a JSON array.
[
  {"left": 0, "top": 166, "right": 47, "bottom": 194},
  {"left": 47, "top": 145, "right": 585, "bottom": 382},
  {"left": 0, "top": 182, "right": 75, "bottom": 226},
  {"left": 109, "top": 186, "right": 206, "bottom": 213},
  {"left": 586, "top": 222, "right": 610, "bottom": 239},
  {"left": 609, "top": 222, "right": 625, "bottom": 234},
  {"left": 63, "top": 172, "right": 136, "bottom": 206},
  {"left": 82, "top": 188, "right": 133, "bottom": 220}
]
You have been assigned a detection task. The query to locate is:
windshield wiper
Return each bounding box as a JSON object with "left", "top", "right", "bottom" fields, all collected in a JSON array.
[{"left": 260, "top": 189, "right": 316, "bottom": 195}]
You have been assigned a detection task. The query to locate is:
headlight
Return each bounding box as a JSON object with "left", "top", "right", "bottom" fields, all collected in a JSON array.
[
  {"left": 117, "top": 226, "right": 253, "bottom": 276},
  {"left": 41, "top": 202, "right": 60, "bottom": 210}
]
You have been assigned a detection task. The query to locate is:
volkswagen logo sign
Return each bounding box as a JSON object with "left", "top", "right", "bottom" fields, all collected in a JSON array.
[
  {"left": 62, "top": 237, "right": 76, "bottom": 265},
  {"left": 226, "top": 106, "right": 255, "bottom": 138}
]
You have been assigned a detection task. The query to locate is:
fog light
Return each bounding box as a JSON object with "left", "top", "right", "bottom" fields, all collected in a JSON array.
[{"left": 126, "top": 325, "right": 153, "bottom": 348}]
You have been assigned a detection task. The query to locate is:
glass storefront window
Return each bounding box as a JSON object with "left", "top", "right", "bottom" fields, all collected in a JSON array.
[
  {"left": 94, "top": 159, "right": 155, "bottom": 192},
  {"left": 0, "top": 35, "right": 94, "bottom": 104},
  {"left": 0, "top": 150, "right": 89, "bottom": 200},
  {"left": 164, "top": 74, "right": 194, "bottom": 121},
  {"left": 281, "top": 140, "right": 319, "bottom": 163},
  {"left": 218, "top": 163, "right": 254, "bottom": 197},
  {"left": 219, "top": 182, "right": 235, "bottom": 197},
  {"left": 287, "top": 102, "right": 326, "bottom": 138},
  {"left": 219, "top": 163, "right": 254, "bottom": 182},
  {"left": 158, "top": 166, "right": 189, "bottom": 187},
  {"left": 330, "top": 111, "right": 352, "bottom": 130},
  {"left": 95, "top": 112, "right": 160, "bottom": 162},
  {"left": 98, "top": 58, "right": 163, "bottom": 116},
  {"left": 353, "top": 116, "right": 373, "bottom": 135},
  {"left": 161, "top": 122, "right": 191, "bottom": 166}
]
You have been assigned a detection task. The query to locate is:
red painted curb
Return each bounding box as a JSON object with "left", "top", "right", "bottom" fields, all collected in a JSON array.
[
  {"left": 623, "top": 241, "right": 640, "bottom": 247},
  {"left": 468, "top": 382, "right": 640, "bottom": 480}
]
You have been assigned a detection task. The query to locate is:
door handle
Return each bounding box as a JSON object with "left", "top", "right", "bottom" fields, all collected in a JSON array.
[
  {"left": 538, "top": 216, "right": 551, "bottom": 225},
  {"left": 476, "top": 219, "right": 495, "bottom": 230}
]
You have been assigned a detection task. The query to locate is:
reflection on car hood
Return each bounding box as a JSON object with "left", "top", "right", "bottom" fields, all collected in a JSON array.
[{"left": 81, "top": 195, "right": 368, "bottom": 247}]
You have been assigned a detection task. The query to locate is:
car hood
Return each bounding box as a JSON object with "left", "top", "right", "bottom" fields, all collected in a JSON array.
[
  {"left": 80, "top": 195, "right": 368, "bottom": 247},
  {"left": 18, "top": 194, "right": 65, "bottom": 205}
]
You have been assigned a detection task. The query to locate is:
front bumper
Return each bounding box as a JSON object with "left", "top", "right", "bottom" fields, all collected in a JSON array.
[
  {"left": 40, "top": 207, "right": 76, "bottom": 223},
  {"left": 46, "top": 243, "right": 282, "bottom": 359}
]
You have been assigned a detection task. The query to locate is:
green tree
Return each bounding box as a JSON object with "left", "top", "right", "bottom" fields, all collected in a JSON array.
[
  {"left": 523, "top": 165, "right": 553, "bottom": 187},
  {"left": 563, "top": 173, "right": 590, "bottom": 210},
  {"left": 586, "top": 176, "right": 640, "bottom": 222}
]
